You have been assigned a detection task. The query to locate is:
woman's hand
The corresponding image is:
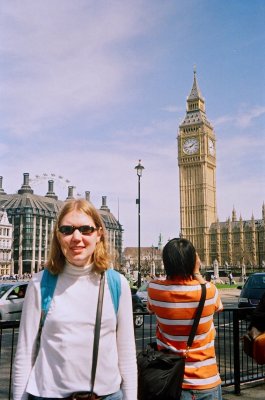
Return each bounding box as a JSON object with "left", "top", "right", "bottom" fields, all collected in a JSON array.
[{"left": 193, "top": 253, "right": 206, "bottom": 284}]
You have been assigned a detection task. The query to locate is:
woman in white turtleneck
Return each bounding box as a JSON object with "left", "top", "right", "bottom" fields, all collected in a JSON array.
[{"left": 13, "top": 199, "right": 137, "bottom": 400}]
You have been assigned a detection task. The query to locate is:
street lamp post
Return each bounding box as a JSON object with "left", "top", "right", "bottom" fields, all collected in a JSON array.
[{"left": 135, "top": 160, "right": 144, "bottom": 288}]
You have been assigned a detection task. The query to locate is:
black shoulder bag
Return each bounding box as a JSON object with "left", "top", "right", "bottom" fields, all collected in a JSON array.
[{"left": 137, "top": 283, "right": 206, "bottom": 400}]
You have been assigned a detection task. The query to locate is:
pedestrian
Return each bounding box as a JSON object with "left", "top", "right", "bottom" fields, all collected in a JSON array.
[
  {"left": 13, "top": 198, "right": 137, "bottom": 400},
  {"left": 147, "top": 238, "right": 223, "bottom": 400},
  {"left": 228, "top": 272, "right": 233, "bottom": 285}
]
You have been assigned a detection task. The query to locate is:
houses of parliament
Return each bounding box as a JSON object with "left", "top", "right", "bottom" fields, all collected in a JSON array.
[{"left": 178, "top": 70, "right": 264, "bottom": 268}]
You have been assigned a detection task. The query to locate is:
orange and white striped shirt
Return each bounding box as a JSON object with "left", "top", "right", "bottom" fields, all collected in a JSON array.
[{"left": 147, "top": 278, "right": 223, "bottom": 390}]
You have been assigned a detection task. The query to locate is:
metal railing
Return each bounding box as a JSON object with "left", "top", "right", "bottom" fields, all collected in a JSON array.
[
  {"left": 0, "top": 321, "right": 20, "bottom": 400},
  {"left": 1, "top": 308, "right": 264, "bottom": 399}
]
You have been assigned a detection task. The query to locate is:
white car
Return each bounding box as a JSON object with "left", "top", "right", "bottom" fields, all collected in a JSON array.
[
  {"left": 0, "top": 281, "right": 28, "bottom": 321},
  {"left": 136, "top": 282, "right": 149, "bottom": 305}
]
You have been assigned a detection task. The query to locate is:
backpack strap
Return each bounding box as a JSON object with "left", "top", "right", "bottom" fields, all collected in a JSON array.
[
  {"left": 40, "top": 268, "right": 121, "bottom": 327},
  {"left": 106, "top": 269, "right": 121, "bottom": 315},
  {"left": 40, "top": 269, "right": 58, "bottom": 326}
]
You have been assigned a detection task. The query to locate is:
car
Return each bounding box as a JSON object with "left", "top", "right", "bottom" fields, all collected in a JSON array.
[
  {"left": 238, "top": 272, "right": 265, "bottom": 308},
  {"left": 203, "top": 270, "right": 233, "bottom": 283},
  {"left": 132, "top": 293, "right": 146, "bottom": 328},
  {"left": 136, "top": 282, "right": 149, "bottom": 305},
  {"left": 0, "top": 281, "right": 28, "bottom": 320}
]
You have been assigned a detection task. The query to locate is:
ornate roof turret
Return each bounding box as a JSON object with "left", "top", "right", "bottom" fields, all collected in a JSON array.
[
  {"left": 18, "top": 173, "right": 34, "bottom": 195},
  {"left": 0, "top": 209, "right": 11, "bottom": 225},
  {"left": 99, "top": 196, "right": 123, "bottom": 232},
  {"left": 100, "top": 196, "right": 110, "bottom": 212},
  {"left": 85, "top": 191, "right": 90, "bottom": 202},
  {"left": 0, "top": 176, "right": 6, "bottom": 195},
  {"left": 45, "top": 180, "right": 58, "bottom": 200},
  {"left": 232, "top": 206, "right": 237, "bottom": 222},
  {"left": 66, "top": 186, "right": 75, "bottom": 200}
]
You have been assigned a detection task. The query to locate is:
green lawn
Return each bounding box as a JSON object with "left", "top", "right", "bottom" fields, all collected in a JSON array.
[{"left": 215, "top": 283, "right": 240, "bottom": 289}]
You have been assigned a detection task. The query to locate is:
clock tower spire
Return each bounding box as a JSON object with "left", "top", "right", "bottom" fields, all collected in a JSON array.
[{"left": 178, "top": 70, "right": 217, "bottom": 265}]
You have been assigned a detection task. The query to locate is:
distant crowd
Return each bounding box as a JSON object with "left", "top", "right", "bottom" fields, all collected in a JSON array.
[{"left": 0, "top": 273, "right": 32, "bottom": 281}]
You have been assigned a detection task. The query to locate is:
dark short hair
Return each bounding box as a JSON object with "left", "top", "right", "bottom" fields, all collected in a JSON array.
[{"left": 162, "top": 238, "right": 196, "bottom": 279}]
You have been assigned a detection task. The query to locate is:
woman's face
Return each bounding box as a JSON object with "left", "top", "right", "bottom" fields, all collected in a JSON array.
[{"left": 57, "top": 210, "right": 102, "bottom": 267}]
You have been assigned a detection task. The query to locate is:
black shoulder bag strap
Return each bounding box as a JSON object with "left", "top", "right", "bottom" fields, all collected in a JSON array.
[
  {"left": 186, "top": 283, "right": 206, "bottom": 354},
  {"left": 90, "top": 272, "right": 105, "bottom": 395}
]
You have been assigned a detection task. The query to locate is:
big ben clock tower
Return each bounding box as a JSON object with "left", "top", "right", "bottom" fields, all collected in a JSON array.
[{"left": 178, "top": 69, "right": 217, "bottom": 265}]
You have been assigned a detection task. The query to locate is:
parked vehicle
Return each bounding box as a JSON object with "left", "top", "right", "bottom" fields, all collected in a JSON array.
[
  {"left": 136, "top": 282, "right": 149, "bottom": 305},
  {"left": 132, "top": 293, "right": 146, "bottom": 328},
  {"left": 238, "top": 272, "right": 265, "bottom": 308},
  {"left": 0, "top": 282, "right": 28, "bottom": 320}
]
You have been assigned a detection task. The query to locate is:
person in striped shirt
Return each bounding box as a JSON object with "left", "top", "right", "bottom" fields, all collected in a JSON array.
[{"left": 147, "top": 238, "right": 223, "bottom": 400}]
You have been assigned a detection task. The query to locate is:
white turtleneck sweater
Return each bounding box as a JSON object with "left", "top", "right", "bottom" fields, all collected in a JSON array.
[{"left": 13, "top": 264, "right": 137, "bottom": 400}]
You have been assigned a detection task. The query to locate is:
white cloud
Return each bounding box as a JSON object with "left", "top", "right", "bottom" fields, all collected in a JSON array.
[
  {"left": 214, "top": 105, "right": 265, "bottom": 128},
  {"left": 162, "top": 105, "right": 183, "bottom": 113},
  {"left": 0, "top": 1, "right": 163, "bottom": 137},
  {"left": 235, "top": 106, "right": 265, "bottom": 128}
]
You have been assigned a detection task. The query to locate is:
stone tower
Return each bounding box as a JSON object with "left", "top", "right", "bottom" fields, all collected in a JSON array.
[{"left": 178, "top": 69, "right": 217, "bottom": 265}]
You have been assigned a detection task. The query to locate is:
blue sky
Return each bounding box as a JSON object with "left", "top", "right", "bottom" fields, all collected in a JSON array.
[{"left": 0, "top": 0, "right": 264, "bottom": 248}]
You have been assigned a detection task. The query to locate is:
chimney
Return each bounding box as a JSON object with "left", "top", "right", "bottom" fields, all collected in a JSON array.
[
  {"left": 100, "top": 196, "right": 110, "bottom": 212},
  {"left": 66, "top": 186, "right": 74, "bottom": 200},
  {"left": 0, "top": 176, "right": 6, "bottom": 195},
  {"left": 85, "top": 191, "right": 90, "bottom": 202},
  {"left": 45, "top": 180, "right": 58, "bottom": 200},
  {"left": 18, "top": 173, "right": 34, "bottom": 195}
]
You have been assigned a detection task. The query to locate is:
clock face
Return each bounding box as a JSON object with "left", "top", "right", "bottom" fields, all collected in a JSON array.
[
  {"left": 183, "top": 138, "right": 199, "bottom": 155},
  {"left": 208, "top": 138, "right": 215, "bottom": 156}
]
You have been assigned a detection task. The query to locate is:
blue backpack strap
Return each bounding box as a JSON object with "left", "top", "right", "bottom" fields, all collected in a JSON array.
[
  {"left": 40, "top": 269, "right": 58, "bottom": 326},
  {"left": 106, "top": 269, "right": 121, "bottom": 315}
]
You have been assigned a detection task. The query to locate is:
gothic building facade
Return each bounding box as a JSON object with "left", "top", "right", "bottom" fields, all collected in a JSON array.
[
  {"left": 0, "top": 207, "right": 13, "bottom": 276},
  {"left": 178, "top": 71, "right": 264, "bottom": 268},
  {"left": 0, "top": 173, "right": 123, "bottom": 275}
]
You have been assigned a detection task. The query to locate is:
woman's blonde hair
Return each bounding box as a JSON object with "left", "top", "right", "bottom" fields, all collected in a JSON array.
[{"left": 46, "top": 199, "right": 109, "bottom": 274}]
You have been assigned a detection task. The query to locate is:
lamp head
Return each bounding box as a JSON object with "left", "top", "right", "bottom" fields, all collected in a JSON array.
[{"left": 135, "top": 159, "right": 144, "bottom": 177}]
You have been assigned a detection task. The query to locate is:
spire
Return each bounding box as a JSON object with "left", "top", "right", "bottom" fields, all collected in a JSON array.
[
  {"left": 158, "top": 233, "right": 163, "bottom": 251},
  {"left": 232, "top": 206, "right": 237, "bottom": 222},
  {"left": 180, "top": 68, "right": 211, "bottom": 127},
  {"left": 188, "top": 66, "right": 203, "bottom": 101}
]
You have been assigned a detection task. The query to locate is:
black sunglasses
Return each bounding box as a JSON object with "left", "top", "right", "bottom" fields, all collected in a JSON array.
[{"left": 58, "top": 225, "right": 99, "bottom": 235}]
